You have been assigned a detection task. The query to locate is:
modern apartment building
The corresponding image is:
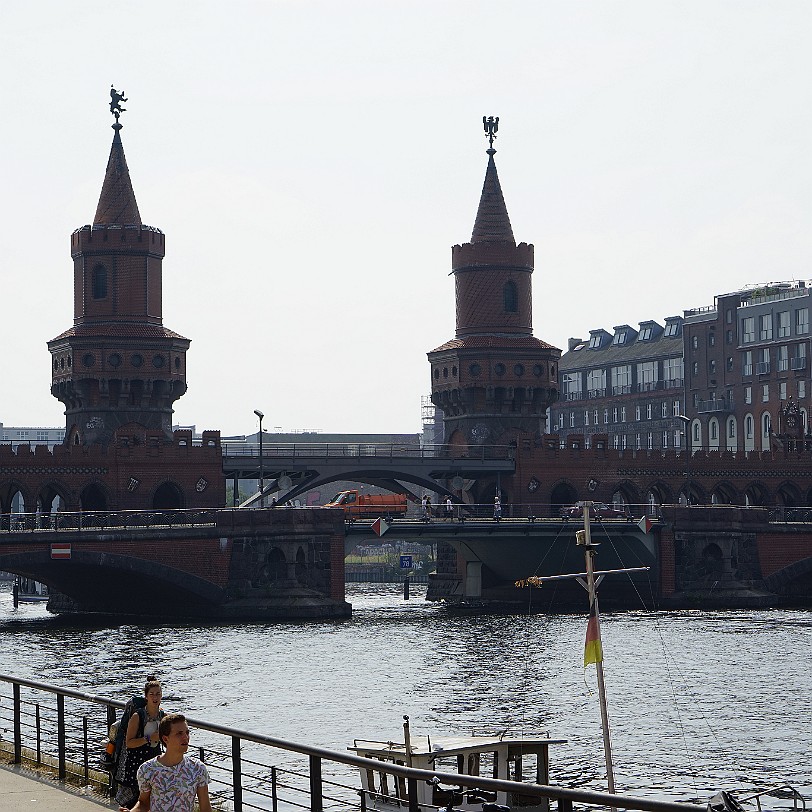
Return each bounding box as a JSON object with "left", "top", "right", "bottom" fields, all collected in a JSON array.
[
  {"left": 682, "top": 280, "right": 811, "bottom": 454},
  {"left": 550, "top": 316, "right": 685, "bottom": 450}
]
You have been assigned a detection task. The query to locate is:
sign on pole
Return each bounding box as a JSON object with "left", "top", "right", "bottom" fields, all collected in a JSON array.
[{"left": 371, "top": 518, "right": 389, "bottom": 537}]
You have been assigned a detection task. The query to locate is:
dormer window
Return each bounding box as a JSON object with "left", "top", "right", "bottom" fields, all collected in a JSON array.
[
  {"left": 639, "top": 327, "right": 652, "bottom": 341},
  {"left": 664, "top": 321, "right": 679, "bottom": 337},
  {"left": 612, "top": 330, "right": 627, "bottom": 345},
  {"left": 589, "top": 334, "right": 602, "bottom": 348}
]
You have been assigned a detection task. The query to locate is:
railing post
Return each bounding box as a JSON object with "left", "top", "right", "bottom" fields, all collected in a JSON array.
[
  {"left": 57, "top": 693, "right": 66, "bottom": 781},
  {"left": 271, "top": 765, "right": 278, "bottom": 812},
  {"left": 13, "top": 683, "right": 21, "bottom": 764},
  {"left": 35, "top": 703, "right": 41, "bottom": 763},
  {"left": 231, "top": 735, "right": 242, "bottom": 812},
  {"left": 309, "top": 754, "right": 323, "bottom": 812},
  {"left": 83, "top": 716, "right": 89, "bottom": 784},
  {"left": 408, "top": 776, "right": 419, "bottom": 812},
  {"left": 558, "top": 797, "right": 573, "bottom": 812}
]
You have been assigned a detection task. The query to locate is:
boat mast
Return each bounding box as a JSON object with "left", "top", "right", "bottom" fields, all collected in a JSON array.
[{"left": 579, "top": 504, "right": 616, "bottom": 795}]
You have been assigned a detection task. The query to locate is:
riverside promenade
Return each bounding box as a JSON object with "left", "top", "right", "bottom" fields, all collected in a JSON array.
[{"left": 0, "top": 763, "right": 111, "bottom": 810}]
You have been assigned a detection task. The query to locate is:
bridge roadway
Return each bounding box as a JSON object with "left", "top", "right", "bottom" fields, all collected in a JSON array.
[{"left": 219, "top": 441, "right": 515, "bottom": 502}]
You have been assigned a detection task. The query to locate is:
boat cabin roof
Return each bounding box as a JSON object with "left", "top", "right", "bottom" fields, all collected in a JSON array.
[{"left": 350, "top": 734, "right": 566, "bottom": 761}]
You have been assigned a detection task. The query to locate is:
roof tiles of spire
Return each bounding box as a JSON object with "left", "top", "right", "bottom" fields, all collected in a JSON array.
[
  {"left": 470, "top": 148, "right": 515, "bottom": 245},
  {"left": 93, "top": 127, "right": 142, "bottom": 226}
]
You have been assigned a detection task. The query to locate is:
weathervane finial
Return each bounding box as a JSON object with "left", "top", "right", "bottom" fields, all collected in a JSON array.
[
  {"left": 483, "top": 115, "right": 499, "bottom": 150},
  {"left": 109, "top": 85, "right": 128, "bottom": 130}
]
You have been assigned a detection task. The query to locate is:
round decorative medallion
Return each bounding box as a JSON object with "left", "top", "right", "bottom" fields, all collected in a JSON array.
[{"left": 131, "top": 353, "right": 143, "bottom": 368}]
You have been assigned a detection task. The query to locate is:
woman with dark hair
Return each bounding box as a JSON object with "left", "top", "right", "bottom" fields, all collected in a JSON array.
[{"left": 115, "top": 675, "right": 165, "bottom": 808}]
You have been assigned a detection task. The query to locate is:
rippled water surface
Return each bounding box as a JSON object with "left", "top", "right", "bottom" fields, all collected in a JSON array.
[{"left": 0, "top": 582, "right": 809, "bottom": 805}]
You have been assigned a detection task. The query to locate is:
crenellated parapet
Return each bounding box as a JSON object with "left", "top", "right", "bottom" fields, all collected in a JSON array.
[
  {"left": 71, "top": 224, "right": 165, "bottom": 259},
  {"left": 451, "top": 240, "right": 534, "bottom": 271}
]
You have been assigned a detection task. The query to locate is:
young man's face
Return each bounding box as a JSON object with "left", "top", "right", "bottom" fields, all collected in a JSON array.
[{"left": 163, "top": 721, "right": 191, "bottom": 753}]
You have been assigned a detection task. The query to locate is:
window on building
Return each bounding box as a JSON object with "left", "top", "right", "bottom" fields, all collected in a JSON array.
[
  {"left": 673, "top": 400, "right": 680, "bottom": 416},
  {"left": 742, "top": 316, "right": 755, "bottom": 343},
  {"left": 762, "top": 384, "right": 770, "bottom": 402},
  {"left": 92, "top": 265, "right": 107, "bottom": 299},
  {"left": 691, "top": 335, "right": 699, "bottom": 349},
  {"left": 647, "top": 432, "right": 653, "bottom": 449},
  {"left": 726, "top": 357, "right": 734, "bottom": 371},
  {"left": 563, "top": 372, "right": 582, "bottom": 399},
  {"left": 612, "top": 407, "right": 618, "bottom": 423},
  {"left": 709, "top": 359, "right": 716, "bottom": 374},
  {"left": 663, "top": 321, "right": 679, "bottom": 337},
  {"left": 663, "top": 357, "right": 683, "bottom": 385},
  {"left": 793, "top": 343, "right": 807, "bottom": 370},
  {"left": 558, "top": 414, "right": 564, "bottom": 429},
  {"left": 621, "top": 406, "right": 627, "bottom": 422},
  {"left": 778, "top": 310, "right": 791, "bottom": 337},
  {"left": 726, "top": 329, "right": 733, "bottom": 344},
  {"left": 674, "top": 429, "right": 682, "bottom": 448},
  {"left": 779, "top": 382, "right": 787, "bottom": 400},
  {"left": 589, "top": 334, "right": 602, "bottom": 348},
  {"left": 726, "top": 308, "right": 733, "bottom": 324},
  {"left": 745, "top": 386, "right": 752, "bottom": 404},
  {"left": 503, "top": 280, "right": 518, "bottom": 313},
  {"left": 594, "top": 409, "right": 599, "bottom": 425},
  {"left": 637, "top": 361, "right": 658, "bottom": 390},
  {"left": 639, "top": 326, "right": 652, "bottom": 341},
  {"left": 646, "top": 403, "right": 653, "bottom": 419},
  {"left": 745, "top": 414, "right": 754, "bottom": 439},
  {"left": 613, "top": 434, "right": 620, "bottom": 449},
  {"left": 635, "top": 434, "right": 641, "bottom": 450},
  {"left": 622, "top": 435, "right": 627, "bottom": 450},
  {"left": 778, "top": 345, "right": 789, "bottom": 371},
  {"left": 692, "top": 361, "right": 699, "bottom": 376},
  {"left": 797, "top": 308, "right": 809, "bottom": 335},
  {"left": 603, "top": 408, "right": 609, "bottom": 424},
  {"left": 661, "top": 401, "right": 667, "bottom": 418},
  {"left": 635, "top": 405, "right": 641, "bottom": 421},
  {"left": 758, "top": 347, "right": 770, "bottom": 374},
  {"left": 728, "top": 417, "right": 736, "bottom": 439},
  {"left": 760, "top": 314, "right": 773, "bottom": 341},
  {"left": 587, "top": 368, "right": 606, "bottom": 394},
  {"left": 584, "top": 411, "right": 590, "bottom": 426},
  {"left": 743, "top": 350, "right": 753, "bottom": 376},
  {"left": 36, "top": 431, "right": 48, "bottom": 442},
  {"left": 710, "top": 420, "right": 718, "bottom": 441},
  {"left": 693, "top": 422, "right": 700, "bottom": 442},
  {"left": 612, "top": 329, "right": 628, "bottom": 345},
  {"left": 709, "top": 332, "right": 716, "bottom": 346},
  {"left": 611, "top": 365, "right": 632, "bottom": 394},
  {"left": 693, "top": 393, "right": 699, "bottom": 407},
  {"left": 799, "top": 380, "right": 806, "bottom": 399},
  {"left": 569, "top": 412, "right": 575, "bottom": 428}
]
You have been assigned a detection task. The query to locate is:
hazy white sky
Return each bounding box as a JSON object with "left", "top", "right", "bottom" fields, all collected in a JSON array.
[{"left": 2, "top": 1, "right": 811, "bottom": 436}]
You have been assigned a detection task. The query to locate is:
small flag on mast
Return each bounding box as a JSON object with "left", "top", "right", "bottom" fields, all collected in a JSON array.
[{"left": 584, "top": 597, "right": 603, "bottom": 667}]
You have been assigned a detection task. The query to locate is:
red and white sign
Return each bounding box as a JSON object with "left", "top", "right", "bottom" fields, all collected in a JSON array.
[
  {"left": 51, "top": 543, "right": 71, "bottom": 560},
  {"left": 637, "top": 516, "right": 653, "bottom": 535},
  {"left": 370, "top": 518, "right": 390, "bottom": 537}
]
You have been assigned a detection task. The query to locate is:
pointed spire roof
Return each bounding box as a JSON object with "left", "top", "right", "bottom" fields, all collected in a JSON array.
[
  {"left": 470, "top": 148, "right": 514, "bottom": 244},
  {"left": 94, "top": 127, "right": 141, "bottom": 225}
]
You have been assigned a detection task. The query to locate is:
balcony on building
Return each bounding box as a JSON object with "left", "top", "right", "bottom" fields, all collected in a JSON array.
[
  {"left": 756, "top": 361, "right": 771, "bottom": 375},
  {"left": 663, "top": 377, "right": 684, "bottom": 389},
  {"left": 696, "top": 394, "right": 734, "bottom": 414},
  {"left": 636, "top": 380, "right": 662, "bottom": 392},
  {"left": 790, "top": 356, "right": 807, "bottom": 371},
  {"left": 587, "top": 388, "right": 607, "bottom": 398}
]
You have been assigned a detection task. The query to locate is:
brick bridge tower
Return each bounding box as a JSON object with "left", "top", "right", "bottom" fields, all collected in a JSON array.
[
  {"left": 48, "top": 105, "right": 190, "bottom": 446},
  {"left": 428, "top": 119, "right": 561, "bottom": 448}
]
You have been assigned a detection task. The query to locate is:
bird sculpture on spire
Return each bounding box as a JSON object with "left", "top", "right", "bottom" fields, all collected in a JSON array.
[{"left": 483, "top": 115, "right": 499, "bottom": 148}]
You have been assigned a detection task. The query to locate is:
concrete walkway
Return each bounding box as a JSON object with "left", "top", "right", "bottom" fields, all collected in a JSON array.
[{"left": 0, "top": 762, "right": 114, "bottom": 810}]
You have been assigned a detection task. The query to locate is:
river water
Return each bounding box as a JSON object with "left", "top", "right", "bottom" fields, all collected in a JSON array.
[{"left": 0, "top": 581, "right": 809, "bottom": 807}]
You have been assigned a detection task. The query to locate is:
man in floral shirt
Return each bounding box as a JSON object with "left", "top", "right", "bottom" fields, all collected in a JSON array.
[{"left": 120, "top": 713, "right": 212, "bottom": 812}]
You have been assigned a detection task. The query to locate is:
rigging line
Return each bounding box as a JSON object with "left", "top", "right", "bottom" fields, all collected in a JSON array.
[{"left": 592, "top": 520, "right": 718, "bottom": 792}]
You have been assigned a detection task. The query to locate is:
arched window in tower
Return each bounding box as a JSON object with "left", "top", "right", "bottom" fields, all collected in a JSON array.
[
  {"left": 92, "top": 265, "right": 108, "bottom": 299},
  {"left": 503, "top": 280, "right": 518, "bottom": 313}
]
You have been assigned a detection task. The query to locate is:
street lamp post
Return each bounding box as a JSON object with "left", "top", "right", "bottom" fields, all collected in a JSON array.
[
  {"left": 254, "top": 409, "right": 265, "bottom": 508},
  {"left": 677, "top": 414, "right": 691, "bottom": 505}
]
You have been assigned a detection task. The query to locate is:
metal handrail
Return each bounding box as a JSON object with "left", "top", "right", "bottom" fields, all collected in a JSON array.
[
  {"left": 0, "top": 674, "right": 707, "bottom": 812},
  {"left": 219, "top": 442, "right": 514, "bottom": 461}
]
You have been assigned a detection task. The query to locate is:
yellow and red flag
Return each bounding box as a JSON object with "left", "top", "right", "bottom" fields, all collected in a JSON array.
[{"left": 584, "top": 598, "right": 603, "bottom": 667}]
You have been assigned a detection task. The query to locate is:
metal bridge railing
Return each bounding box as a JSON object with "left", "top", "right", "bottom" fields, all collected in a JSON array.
[
  {"left": 220, "top": 442, "right": 515, "bottom": 461},
  {"left": 0, "top": 673, "right": 709, "bottom": 812}
]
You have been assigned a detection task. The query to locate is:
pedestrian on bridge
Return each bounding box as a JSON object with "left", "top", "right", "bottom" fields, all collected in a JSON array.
[
  {"left": 493, "top": 496, "right": 502, "bottom": 521},
  {"left": 121, "top": 712, "right": 212, "bottom": 812},
  {"left": 445, "top": 496, "right": 454, "bottom": 521}
]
